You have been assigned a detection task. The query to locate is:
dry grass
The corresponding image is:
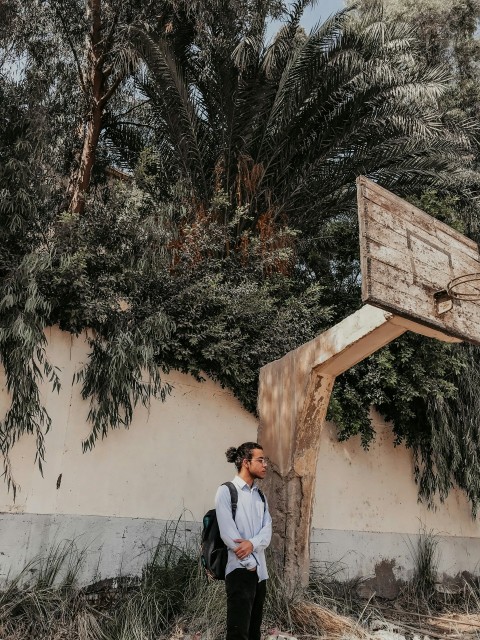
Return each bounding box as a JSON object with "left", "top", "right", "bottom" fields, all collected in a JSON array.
[
  {"left": 290, "top": 600, "right": 370, "bottom": 638},
  {"left": 3, "top": 534, "right": 480, "bottom": 639}
]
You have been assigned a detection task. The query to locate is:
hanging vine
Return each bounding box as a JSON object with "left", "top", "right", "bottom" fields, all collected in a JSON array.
[
  {"left": 76, "top": 314, "right": 174, "bottom": 452},
  {"left": 0, "top": 255, "right": 61, "bottom": 496}
]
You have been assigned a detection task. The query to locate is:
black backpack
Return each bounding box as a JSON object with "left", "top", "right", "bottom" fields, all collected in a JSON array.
[
  {"left": 201, "top": 482, "right": 237, "bottom": 580},
  {"left": 201, "top": 482, "right": 266, "bottom": 580}
]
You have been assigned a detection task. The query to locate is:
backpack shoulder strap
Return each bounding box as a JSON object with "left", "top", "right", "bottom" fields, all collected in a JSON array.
[
  {"left": 222, "top": 481, "right": 238, "bottom": 520},
  {"left": 257, "top": 488, "right": 266, "bottom": 511}
]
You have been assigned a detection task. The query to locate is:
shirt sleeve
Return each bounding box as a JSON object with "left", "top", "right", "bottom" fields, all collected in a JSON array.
[
  {"left": 249, "top": 496, "right": 272, "bottom": 553},
  {"left": 215, "top": 485, "right": 256, "bottom": 570}
]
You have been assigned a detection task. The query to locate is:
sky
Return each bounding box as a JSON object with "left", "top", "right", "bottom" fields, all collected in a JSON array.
[
  {"left": 268, "top": 0, "right": 346, "bottom": 40},
  {"left": 301, "top": 0, "right": 346, "bottom": 29}
]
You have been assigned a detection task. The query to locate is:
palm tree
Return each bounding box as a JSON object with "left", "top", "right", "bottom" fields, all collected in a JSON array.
[{"left": 126, "top": 0, "right": 479, "bottom": 244}]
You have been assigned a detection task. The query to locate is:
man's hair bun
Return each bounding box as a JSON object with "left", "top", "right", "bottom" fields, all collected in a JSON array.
[
  {"left": 225, "top": 447, "right": 238, "bottom": 463},
  {"left": 225, "top": 442, "right": 263, "bottom": 471}
]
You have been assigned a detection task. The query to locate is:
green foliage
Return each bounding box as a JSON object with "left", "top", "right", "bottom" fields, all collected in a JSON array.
[
  {"left": 0, "top": 78, "right": 60, "bottom": 495},
  {"left": 158, "top": 257, "right": 332, "bottom": 413},
  {"left": 76, "top": 319, "right": 173, "bottom": 452},
  {"left": 130, "top": 0, "right": 480, "bottom": 242},
  {"left": 0, "top": 253, "right": 60, "bottom": 495},
  {"left": 46, "top": 181, "right": 333, "bottom": 417},
  {"left": 44, "top": 185, "right": 176, "bottom": 449},
  {"left": 330, "top": 333, "right": 480, "bottom": 516},
  {"left": 329, "top": 334, "right": 466, "bottom": 446},
  {"left": 421, "top": 345, "right": 480, "bottom": 516},
  {"left": 409, "top": 190, "right": 465, "bottom": 232}
]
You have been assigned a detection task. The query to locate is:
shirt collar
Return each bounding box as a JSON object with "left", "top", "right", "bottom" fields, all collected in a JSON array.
[{"left": 233, "top": 475, "right": 257, "bottom": 491}]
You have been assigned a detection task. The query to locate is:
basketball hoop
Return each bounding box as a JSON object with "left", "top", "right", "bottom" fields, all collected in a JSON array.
[
  {"left": 447, "top": 273, "right": 480, "bottom": 301},
  {"left": 357, "top": 176, "right": 480, "bottom": 343}
]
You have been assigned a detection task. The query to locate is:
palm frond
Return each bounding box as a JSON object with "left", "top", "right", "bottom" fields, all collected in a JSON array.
[
  {"left": 124, "top": 2, "right": 480, "bottom": 240},
  {"left": 129, "top": 26, "right": 209, "bottom": 197}
]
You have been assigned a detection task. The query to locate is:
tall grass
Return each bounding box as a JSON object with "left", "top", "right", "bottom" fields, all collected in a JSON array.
[
  {"left": 106, "top": 540, "right": 199, "bottom": 639},
  {"left": 3, "top": 525, "right": 478, "bottom": 640},
  {"left": 405, "top": 526, "right": 440, "bottom": 605},
  {"left": 1, "top": 533, "right": 353, "bottom": 639},
  {"left": 0, "top": 539, "right": 105, "bottom": 640},
  {"left": 0, "top": 523, "right": 226, "bottom": 640}
]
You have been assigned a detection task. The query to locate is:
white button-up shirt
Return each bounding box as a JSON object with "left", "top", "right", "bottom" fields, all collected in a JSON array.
[{"left": 215, "top": 475, "right": 272, "bottom": 581}]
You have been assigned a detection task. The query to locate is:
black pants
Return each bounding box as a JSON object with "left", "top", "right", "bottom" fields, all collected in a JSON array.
[{"left": 225, "top": 568, "right": 267, "bottom": 640}]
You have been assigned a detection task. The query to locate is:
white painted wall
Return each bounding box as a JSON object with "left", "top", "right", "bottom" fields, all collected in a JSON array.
[
  {"left": 0, "top": 327, "right": 258, "bottom": 523},
  {"left": 313, "top": 414, "right": 478, "bottom": 537},
  {"left": 312, "top": 415, "right": 480, "bottom": 580}
]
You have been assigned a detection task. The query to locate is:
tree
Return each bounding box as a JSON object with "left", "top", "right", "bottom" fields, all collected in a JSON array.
[
  {"left": 347, "top": 0, "right": 480, "bottom": 120},
  {"left": 129, "top": 0, "right": 480, "bottom": 516},
  {"left": 1, "top": 0, "right": 194, "bottom": 215},
  {"left": 128, "top": 0, "right": 479, "bottom": 247},
  {"left": 64, "top": 0, "right": 193, "bottom": 214}
]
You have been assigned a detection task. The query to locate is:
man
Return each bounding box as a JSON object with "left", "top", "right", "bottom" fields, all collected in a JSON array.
[{"left": 215, "top": 441, "right": 272, "bottom": 640}]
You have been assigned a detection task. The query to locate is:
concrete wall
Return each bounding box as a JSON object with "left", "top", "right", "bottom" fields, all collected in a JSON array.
[
  {"left": 0, "top": 327, "right": 258, "bottom": 584},
  {"left": 312, "top": 415, "right": 480, "bottom": 588},
  {"left": 0, "top": 327, "right": 479, "bottom": 587}
]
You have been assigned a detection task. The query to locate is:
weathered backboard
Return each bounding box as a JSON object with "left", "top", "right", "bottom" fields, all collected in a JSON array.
[{"left": 357, "top": 176, "right": 480, "bottom": 345}]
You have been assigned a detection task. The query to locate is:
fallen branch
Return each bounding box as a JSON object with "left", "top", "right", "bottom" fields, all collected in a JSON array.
[{"left": 373, "top": 605, "right": 480, "bottom": 630}]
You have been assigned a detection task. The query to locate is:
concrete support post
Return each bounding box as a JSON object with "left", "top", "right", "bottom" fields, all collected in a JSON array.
[
  {"left": 257, "top": 305, "right": 408, "bottom": 589},
  {"left": 257, "top": 304, "right": 462, "bottom": 589}
]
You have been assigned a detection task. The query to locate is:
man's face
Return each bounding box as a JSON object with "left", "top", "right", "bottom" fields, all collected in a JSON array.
[{"left": 246, "top": 448, "right": 268, "bottom": 480}]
